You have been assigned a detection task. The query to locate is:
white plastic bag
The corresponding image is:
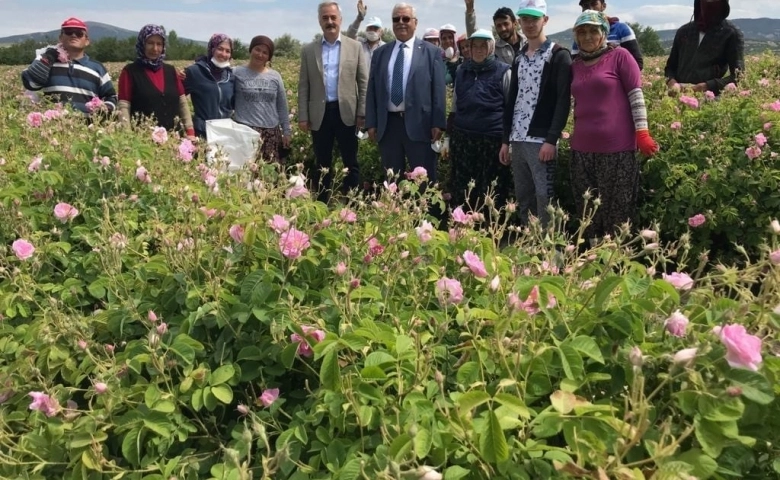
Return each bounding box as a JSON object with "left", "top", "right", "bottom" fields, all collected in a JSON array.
[{"left": 205, "top": 119, "right": 261, "bottom": 172}]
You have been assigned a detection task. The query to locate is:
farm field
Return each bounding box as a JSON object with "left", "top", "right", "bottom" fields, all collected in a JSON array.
[{"left": 0, "top": 55, "right": 779, "bottom": 479}]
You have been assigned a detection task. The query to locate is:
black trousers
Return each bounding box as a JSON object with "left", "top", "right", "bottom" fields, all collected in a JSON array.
[
  {"left": 378, "top": 112, "right": 437, "bottom": 184},
  {"left": 310, "top": 102, "right": 359, "bottom": 203}
]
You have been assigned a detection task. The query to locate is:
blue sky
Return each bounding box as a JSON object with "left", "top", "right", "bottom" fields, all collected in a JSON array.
[{"left": 1, "top": 0, "right": 777, "bottom": 43}]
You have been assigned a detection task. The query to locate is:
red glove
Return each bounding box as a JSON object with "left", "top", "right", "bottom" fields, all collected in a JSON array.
[{"left": 636, "top": 129, "right": 659, "bottom": 157}]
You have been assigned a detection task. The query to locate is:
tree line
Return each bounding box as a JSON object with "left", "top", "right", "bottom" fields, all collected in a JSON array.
[
  {"left": 0, "top": 23, "right": 665, "bottom": 66},
  {"left": 0, "top": 31, "right": 305, "bottom": 65}
]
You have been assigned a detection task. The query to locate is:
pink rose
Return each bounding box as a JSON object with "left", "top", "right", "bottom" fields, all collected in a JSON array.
[
  {"left": 229, "top": 224, "right": 245, "bottom": 243},
  {"left": 664, "top": 310, "right": 689, "bottom": 337},
  {"left": 704, "top": 91, "right": 716, "bottom": 100},
  {"left": 147, "top": 310, "right": 158, "bottom": 322},
  {"left": 279, "top": 228, "right": 310, "bottom": 259},
  {"left": 28, "top": 155, "right": 43, "bottom": 172},
  {"left": 416, "top": 220, "right": 434, "bottom": 243},
  {"left": 673, "top": 347, "right": 698, "bottom": 367},
  {"left": 135, "top": 166, "right": 151, "bottom": 183},
  {"left": 745, "top": 146, "right": 762, "bottom": 160},
  {"left": 178, "top": 138, "right": 196, "bottom": 162},
  {"left": 335, "top": 261, "right": 348, "bottom": 276},
  {"left": 156, "top": 322, "right": 168, "bottom": 334},
  {"left": 670, "top": 121, "right": 682, "bottom": 130},
  {"left": 12, "top": 239, "right": 35, "bottom": 260},
  {"left": 94, "top": 382, "right": 108, "bottom": 394},
  {"left": 662, "top": 272, "right": 694, "bottom": 290},
  {"left": 286, "top": 184, "right": 309, "bottom": 198},
  {"left": 436, "top": 276, "right": 464, "bottom": 306},
  {"left": 679, "top": 95, "right": 699, "bottom": 109},
  {"left": 755, "top": 133, "right": 768, "bottom": 147},
  {"left": 85, "top": 97, "right": 104, "bottom": 113},
  {"left": 28, "top": 391, "right": 60, "bottom": 417},
  {"left": 339, "top": 208, "right": 357, "bottom": 223},
  {"left": 769, "top": 249, "right": 780, "bottom": 265},
  {"left": 452, "top": 207, "right": 473, "bottom": 225},
  {"left": 383, "top": 181, "right": 398, "bottom": 194},
  {"left": 688, "top": 214, "right": 706, "bottom": 228},
  {"left": 259, "top": 388, "right": 280, "bottom": 407},
  {"left": 151, "top": 126, "right": 168, "bottom": 144},
  {"left": 764, "top": 122, "right": 772, "bottom": 131},
  {"left": 268, "top": 215, "right": 290, "bottom": 234},
  {"left": 27, "top": 112, "right": 44, "bottom": 127},
  {"left": 462, "top": 250, "right": 488, "bottom": 278},
  {"left": 767, "top": 100, "right": 780, "bottom": 112},
  {"left": 406, "top": 166, "right": 428, "bottom": 181},
  {"left": 290, "top": 326, "right": 325, "bottom": 357},
  {"left": 53, "top": 202, "right": 79, "bottom": 223},
  {"left": 717, "top": 324, "right": 763, "bottom": 371}
]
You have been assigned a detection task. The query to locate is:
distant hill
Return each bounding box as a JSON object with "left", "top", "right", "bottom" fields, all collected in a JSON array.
[
  {"left": 549, "top": 17, "right": 780, "bottom": 53},
  {"left": 0, "top": 21, "right": 205, "bottom": 46}
]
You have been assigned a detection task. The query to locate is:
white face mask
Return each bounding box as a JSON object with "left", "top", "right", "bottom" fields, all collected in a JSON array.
[
  {"left": 365, "top": 31, "right": 381, "bottom": 42},
  {"left": 444, "top": 47, "right": 455, "bottom": 59},
  {"left": 211, "top": 57, "right": 231, "bottom": 68}
]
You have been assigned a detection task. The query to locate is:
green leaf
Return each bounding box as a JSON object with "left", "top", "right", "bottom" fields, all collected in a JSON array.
[
  {"left": 340, "top": 333, "right": 367, "bottom": 351},
  {"left": 414, "top": 428, "right": 432, "bottom": 459},
  {"left": 364, "top": 351, "right": 396, "bottom": 367},
  {"left": 443, "top": 466, "right": 471, "bottom": 480},
  {"left": 203, "top": 386, "right": 218, "bottom": 411},
  {"left": 479, "top": 410, "right": 509, "bottom": 463},
  {"left": 493, "top": 393, "right": 531, "bottom": 419},
  {"left": 456, "top": 361, "right": 480, "bottom": 384},
  {"left": 567, "top": 336, "right": 604, "bottom": 363},
  {"left": 694, "top": 417, "right": 726, "bottom": 458},
  {"left": 121, "top": 428, "right": 142, "bottom": 467},
  {"left": 81, "top": 450, "right": 101, "bottom": 471},
  {"left": 455, "top": 390, "right": 491, "bottom": 412},
  {"left": 395, "top": 335, "right": 414, "bottom": 355},
  {"left": 593, "top": 276, "right": 623, "bottom": 312},
  {"left": 211, "top": 384, "right": 234, "bottom": 404},
  {"left": 700, "top": 396, "right": 744, "bottom": 422},
  {"left": 360, "top": 366, "right": 387, "bottom": 380},
  {"left": 389, "top": 433, "right": 413, "bottom": 461},
  {"left": 726, "top": 369, "right": 775, "bottom": 405},
  {"left": 144, "top": 385, "right": 161, "bottom": 409},
  {"left": 241, "top": 270, "right": 273, "bottom": 305},
  {"left": 281, "top": 342, "right": 299, "bottom": 369},
  {"left": 339, "top": 457, "right": 362, "bottom": 480},
  {"left": 209, "top": 364, "right": 235, "bottom": 386},
  {"left": 191, "top": 388, "right": 203, "bottom": 411},
  {"left": 320, "top": 350, "right": 340, "bottom": 390},
  {"left": 237, "top": 346, "right": 265, "bottom": 361},
  {"left": 69, "top": 431, "right": 107, "bottom": 449},
  {"left": 87, "top": 279, "right": 106, "bottom": 299},
  {"left": 558, "top": 345, "right": 584, "bottom": 380},
  {"left": 153, "top": 400, "right": 176, "bottom": 413}
]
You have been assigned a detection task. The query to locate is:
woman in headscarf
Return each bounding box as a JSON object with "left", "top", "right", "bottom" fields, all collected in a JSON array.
[
  {"left": 182, "top": 33, "right": 235, "bottom": 139},
  {"left": 447, "top": 29, "right": 513, "bottom": 215},
  {"left": 569, "top": 11, "right": 658, "bottom": 244},
  {"left": 456, "top": 34, "right": 470, "bottom": 61},
  {"left": 439, "top": 24, "right": 460, "bottom": 86},
  {"left": 118, "top": 24, "right": 195, "bottom": 138},
  {"left": 233, "top": 35, "right": 291, "bottom": 164}
]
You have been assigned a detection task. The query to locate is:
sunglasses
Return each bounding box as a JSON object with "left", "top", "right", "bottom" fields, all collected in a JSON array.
[
  {"left": 62, "top": 29, "right": 86, "bottom": 38},
  {"left": 392, "top": 16, "right": 414, "bottom": 24}
]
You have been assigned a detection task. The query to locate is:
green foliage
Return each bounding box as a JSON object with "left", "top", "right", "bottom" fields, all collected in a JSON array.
[
  {"left": 628, "top": 22, "right": 666, "bottom": 57},
  {"left": 0, "top": 54, "right": 778, "bottom": 480}
]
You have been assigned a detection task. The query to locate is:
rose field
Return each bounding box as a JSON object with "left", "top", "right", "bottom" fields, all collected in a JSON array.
[{"left": 0, "top": 53, "right": 779, "bottom": 480}]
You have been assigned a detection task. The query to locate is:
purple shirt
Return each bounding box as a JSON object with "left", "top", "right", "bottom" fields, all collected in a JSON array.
[{"left": 571, "top": 48, "right": 641, "bottom": 153}]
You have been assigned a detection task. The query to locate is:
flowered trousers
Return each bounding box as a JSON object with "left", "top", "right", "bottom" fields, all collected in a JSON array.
[
  {"left": 251, "top": 126, "right": 282, "bottom": 164},
  {"left": 570, "top": 150, "right": 641, "bottom": 239},
  {"left": 448, "top": 128, "right": 514, "bottom": 213}
]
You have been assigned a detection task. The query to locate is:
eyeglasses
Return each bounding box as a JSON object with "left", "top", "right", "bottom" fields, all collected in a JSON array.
[
  {"left": 62, "top": 29, "right": 86, "bottom": 38},
  {"left": 392, "top": 16, "right": 413, "bottom": 24}
]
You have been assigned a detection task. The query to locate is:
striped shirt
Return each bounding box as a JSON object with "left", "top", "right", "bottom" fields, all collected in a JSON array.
[{"left": 21, "top": 54, "right": 117, "bottom": 114}]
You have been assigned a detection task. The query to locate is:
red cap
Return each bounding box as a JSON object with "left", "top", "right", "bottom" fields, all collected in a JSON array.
[{"left": 61, "top": 17, "right": 88, "bottom": 31}]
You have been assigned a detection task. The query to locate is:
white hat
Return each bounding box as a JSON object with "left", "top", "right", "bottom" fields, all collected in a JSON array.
[
  {"left": 516, "top": 0, "right": 547, "bottom": 17},
  {"left": 365, "top": 16, "right": 383, "bottom": 28},
  {"left": 469, "top": 28, "right": 494, "bottom": 41},
  {"left": 439, "top": 23, "right": 457, "bottom": 33},
  {"left": 423, "top": 28, "right": 440, "bottom": 39}
]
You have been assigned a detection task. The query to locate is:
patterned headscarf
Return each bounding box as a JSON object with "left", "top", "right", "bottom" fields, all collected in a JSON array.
[
  {"left": 207, "top": 33, "right": 232, "bottom": 60},
  {"left": 135, "top": 24, "right": 167, "bottom": 71},
  {"left": 573, "top": 10, "right": 610, "bottom": 37}
]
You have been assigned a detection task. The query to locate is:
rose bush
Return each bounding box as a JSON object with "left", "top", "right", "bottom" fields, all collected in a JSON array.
[{"left": 0, "top": 57, "right": 778, "bottom": 480}]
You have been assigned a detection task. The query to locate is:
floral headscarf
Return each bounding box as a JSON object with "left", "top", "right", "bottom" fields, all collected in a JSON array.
[
  {"left": 135, "top": 24, "right": 167, "bottom": 71},
  {"left": 207, "top": 33, "right": 232, "bottom": 60}
]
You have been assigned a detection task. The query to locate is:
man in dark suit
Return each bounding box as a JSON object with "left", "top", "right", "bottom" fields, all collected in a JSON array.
[
  {"left": 365, "top": 2, "right": 446, "bottom": 183},
  {"left": 298, "top": 1, "right": 368, "bottom": 203}
]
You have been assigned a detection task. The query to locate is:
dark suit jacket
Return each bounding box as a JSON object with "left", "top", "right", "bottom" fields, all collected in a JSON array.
[{"left": 365, "top": 38, "right": 446, "bottom": 143}]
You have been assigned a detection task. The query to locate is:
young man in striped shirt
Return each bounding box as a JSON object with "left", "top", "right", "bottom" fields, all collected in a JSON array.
[{"left": 21, "top": 18, "right": 117, "bottom": 114}]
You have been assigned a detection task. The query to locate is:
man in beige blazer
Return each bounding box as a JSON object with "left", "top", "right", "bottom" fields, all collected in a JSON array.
[{"left": 298, "top": 1, "right": 368, "bottom": 204}]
